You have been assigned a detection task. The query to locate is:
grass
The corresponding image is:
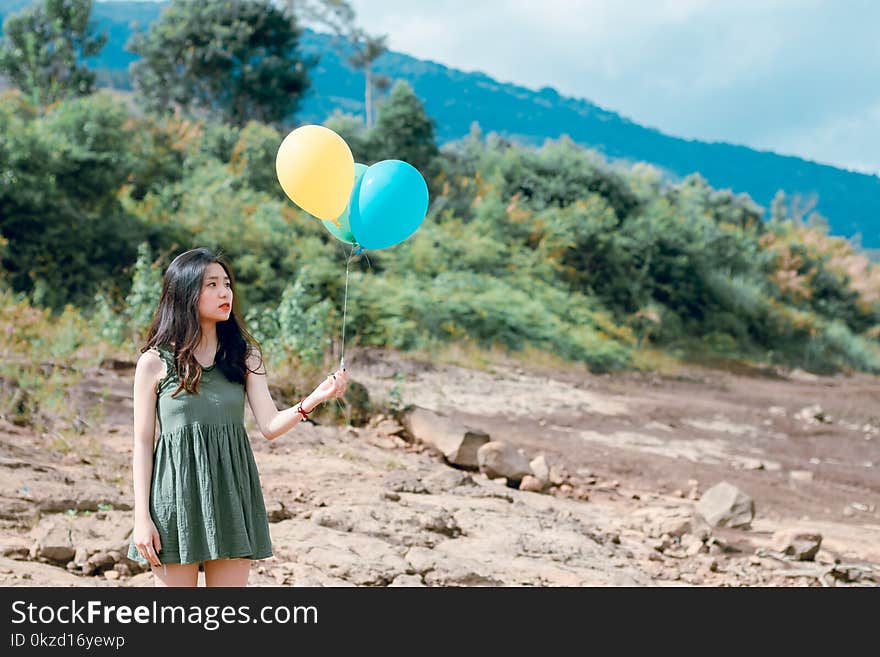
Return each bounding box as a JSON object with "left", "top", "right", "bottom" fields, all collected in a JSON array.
[
  {"left": 405, "top": 337, "right": 595, "bottom": 379},
  {"left": 383, "top": 457, "right": 407, "bottom": 471}
]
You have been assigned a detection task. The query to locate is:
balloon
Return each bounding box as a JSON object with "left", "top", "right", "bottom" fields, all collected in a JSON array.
[
  {"left": 321, "top": 163, "right": 368, "bottom": 244},
  {"left": 275, "top": 125, "right": 354, "bottom": 221},
  {"left": 350, "top": 160, "right": 429, "bottom": 250}
]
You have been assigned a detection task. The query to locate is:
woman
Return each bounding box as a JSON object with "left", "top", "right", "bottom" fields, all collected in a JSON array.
[{"left": 127, "top": 247, "right": 348, "bottom": 587}]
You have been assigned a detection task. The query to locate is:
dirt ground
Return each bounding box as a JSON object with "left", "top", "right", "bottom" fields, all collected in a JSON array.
[
  {"left": 0, "top": 346, "right": 877, "bottom": 586},
  {"left": 354, "top": 348, "right": 880, "bottom": 561}
]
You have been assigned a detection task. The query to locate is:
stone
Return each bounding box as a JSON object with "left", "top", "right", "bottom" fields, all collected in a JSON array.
[
  {"left": 85, "top": 551, "right": 116, "bottom": 573},
  {"left": 476, "top": 441, "right": 532, "bottom": 482},
  {"left": 770, "top": 530, "right": 823, "bottom": 561},
  {"left": 384, "top": 471, "right": 429, "bottom": 494},
  {"left": 519, "top": 475, "right": 545, "bottom": 493},
  {"left": 0, "top": 536, "right": 32, "bottom": 560},
  {"left": 548, "top": 464, "right": 570, "bottom": 486},
  {"left": 789, "top": 470, "right": 814, "bottom": 483},
  {"left": 402, "top": 407, "right": 490, "bottom": 468},
  {"left": 422, "top": 469, "right": 474, "bottom": 494},
  {"left": 74, "top": 547, "right": 88, "bottom": 567},
  {"left": 377, "top": 419, "right": 406, "bottom": 437},
  {"left": 113, "top": 562, "right": 132, "bottom": 577},
  {"left": 103, "top": 570, "right": 120, "bottom": 581},
  {"left": 266, "top": 500, "right": 292, "bottom": 523},
  {"left": 529, "top": 455, "right": 551, "bottom": 484},
  {"left": 37, "top": 545, "right": 76, "bottom": 565},
  {"left": 388, "top": 574, "right": 425, "bottom": 587},
  {"left": 696, "top": 482, "right": 755, "bottom": 529}
]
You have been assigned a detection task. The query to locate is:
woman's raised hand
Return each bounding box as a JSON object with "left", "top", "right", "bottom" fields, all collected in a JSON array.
[{"left": 313, "top": 368, "right": 349, "bottom": 403}]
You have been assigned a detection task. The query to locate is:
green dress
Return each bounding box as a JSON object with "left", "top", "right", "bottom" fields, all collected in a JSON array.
[{"left": 127, "top": 344, "right": 273, "bottom": 566}]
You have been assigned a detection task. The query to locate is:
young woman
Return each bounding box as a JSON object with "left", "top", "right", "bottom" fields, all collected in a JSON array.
[{"left": 127, "top": 247, "right": 348, "bottom": 587}]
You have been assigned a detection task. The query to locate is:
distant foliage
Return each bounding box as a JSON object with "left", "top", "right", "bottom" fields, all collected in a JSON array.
[
  {"left": 0, "top": 91, "right": 150, "bottom": 310},
  {"left": 0, "top": 0, "right": 107, "bottom": 108},
  {"left": 1, "top": 85, "right": 878, "bottom": 375},
  {"left": 128, "top": 0, "right": 312, "bottom": 126},
  {"left": 93, "top": 242, "right": 163, "bottom": 345}
]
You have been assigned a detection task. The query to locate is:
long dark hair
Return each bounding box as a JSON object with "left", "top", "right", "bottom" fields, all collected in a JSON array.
[{"left": 141, "top": 247, "right": 264, "bottom": 397}]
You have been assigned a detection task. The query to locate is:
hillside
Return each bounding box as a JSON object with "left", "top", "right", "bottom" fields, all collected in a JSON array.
[{"left": 0, "top": 0, "right": 877, "bottom": 247}]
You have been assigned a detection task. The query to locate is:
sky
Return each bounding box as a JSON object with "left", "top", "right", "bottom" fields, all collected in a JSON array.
[{"left": 339, "top": 0, "right": 880, "bottom": 176}]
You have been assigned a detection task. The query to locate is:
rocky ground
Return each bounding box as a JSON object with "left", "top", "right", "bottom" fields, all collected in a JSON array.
[{"left": 0, "top": 347, "right": 877, "bottom": 587}]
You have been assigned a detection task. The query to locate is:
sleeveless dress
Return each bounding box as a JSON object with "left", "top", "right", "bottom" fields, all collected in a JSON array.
[{"left": 127, "top": 344, "right": 273, "bottom": 566}]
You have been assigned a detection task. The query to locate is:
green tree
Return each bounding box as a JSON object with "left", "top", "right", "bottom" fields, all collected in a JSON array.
[
  {"left": 0, "top": 0, "right": 107, "bottom": 109},
  {"left": 128, "top": 0, "right": 312, "bottom": 126},
  {"left": 0, "top": 93, "right": 149, "bottom": 310},
  {"left": 367, "top": 81, "right": 439, "bottom": 175}
]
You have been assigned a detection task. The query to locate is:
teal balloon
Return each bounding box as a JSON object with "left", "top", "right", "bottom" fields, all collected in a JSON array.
[
  {"left": 321, "top": 163, "right": 368, "bottom": 244},
  {"left": 350, "top": 160, "right": 429, "bottom": 250}
]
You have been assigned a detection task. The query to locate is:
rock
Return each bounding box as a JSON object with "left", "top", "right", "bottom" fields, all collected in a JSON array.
[
  {"left": 476, "top": 441, "right": 532, "bottom": 482},
  {"left": 375, "top": 418, "right": 406, "bottom": 437},
  {"left": 683, "top": 535, "right": 707, "bottom": 556},
  {"left": 770, "top": 530, "right": 823, "bottom": 561},
  {"left": 519, "top": 475, "right": 545, "bottom": 493},
  {"left": 74, "top": 547, "right": 88, "bottom": 567},
  {"left": 637, "top": 508, "right": 711, "bottom": 540},
  {"left": 422, "top": 469, "right": 474, "bottom": 494},
  {"left": 266, "top": 500, "right": 292, "bottom": 523},
  {"left": 794, "top": 403, "right": 828, "bottom": 422},
  {"left": 732, "top": 458, "right": 765, "bottom": 471},
  {"left": 696, "top": 482, "right": 755, "bottom": 529},
  {"left": 572, "top": 486, "right": 590, "bottom": 501},
  {"left": 113, "top": 563, "right": 132, "bottom": 577},
  {"left": 388, "top": 574, "right": 425, "bottom": 587},
  {"left": 789, "top": 470, "right": 814, "bottom": 483},
  {"left": 814, "top": 550, "right": 837, "bottom": 566},
  {"left": 29, "top": 516, "right": 79, "bottom": 564},
  {"left": 0, "top": 536, "right": 32, "bottom": 560},
  {"left": 384, "top": 471, "right": 429, "bottom": 494},
  {"left": 85, "top": 551, "right": 116, "bottom": 574},
  {"left": 402, "top": 407, "right": 490, "bottom": 468},
  {"left": 529, "top": 455, "right": 551, "bottom": 485},
  {"left": 548, "top": 464, "right": 570, "bottom": 486},
  {"left": 103, "top": 570, "right": 120, "bottom": 581}
]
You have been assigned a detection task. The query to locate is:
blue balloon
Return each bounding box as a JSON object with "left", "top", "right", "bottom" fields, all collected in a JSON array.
[{"left": 350, "top": 160, "right": 429, "bottom": 250}]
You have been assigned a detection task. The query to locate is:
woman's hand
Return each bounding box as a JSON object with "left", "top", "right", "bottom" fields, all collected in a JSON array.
[
  {"left": 133, "top": 515, "right": 162, "bottom": 567},
  {"left": 311, "top": 368, "right": 349, "bottom": 405}
]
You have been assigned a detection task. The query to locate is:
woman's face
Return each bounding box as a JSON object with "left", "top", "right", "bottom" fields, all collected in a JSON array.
[{"left": 198, "top": 262, "right": 233, "bottom": 322}]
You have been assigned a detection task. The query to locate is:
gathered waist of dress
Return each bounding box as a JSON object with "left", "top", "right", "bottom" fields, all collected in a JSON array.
[{"left": 157, "top": 421, "right": 250, "bottom": 440}]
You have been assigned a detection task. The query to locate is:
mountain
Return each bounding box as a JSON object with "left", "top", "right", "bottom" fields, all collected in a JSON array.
[{"left": 2, "top": 0, "right": 878, "bottom": 248}]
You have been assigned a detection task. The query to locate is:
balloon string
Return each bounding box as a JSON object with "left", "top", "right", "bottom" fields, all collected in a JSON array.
[
  {"left": 340, "top": 246, "right": 353, "bottom": 371},
  {"left": 339, "top": 244, "right": 368, "bottom": 372}
]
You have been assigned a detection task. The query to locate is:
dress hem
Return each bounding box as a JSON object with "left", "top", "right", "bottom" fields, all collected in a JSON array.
[{"left": 127, "top": 545, "right": 273, "bottom": 566}]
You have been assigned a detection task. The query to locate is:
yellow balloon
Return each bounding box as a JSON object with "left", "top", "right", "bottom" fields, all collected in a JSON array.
[{"left": 275, "top": 125, "right": 355, "bottom": 221}]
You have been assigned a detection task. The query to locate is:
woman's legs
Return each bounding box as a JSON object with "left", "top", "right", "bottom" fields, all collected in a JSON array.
[
  {"left": 203, "top": 558, "right": 251, "bottom": 587},
  {"left": 151, "top": 563, "right": 199, "bottom": 587}
]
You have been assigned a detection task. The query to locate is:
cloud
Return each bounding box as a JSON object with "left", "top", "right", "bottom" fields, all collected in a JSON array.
[{"left": 342, "top": 0, "right": 880, "bottom": 172}]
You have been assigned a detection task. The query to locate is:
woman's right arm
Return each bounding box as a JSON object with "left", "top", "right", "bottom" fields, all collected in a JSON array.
[{"left": 131, "top": 349, "right": 164, "bottom": 566}]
